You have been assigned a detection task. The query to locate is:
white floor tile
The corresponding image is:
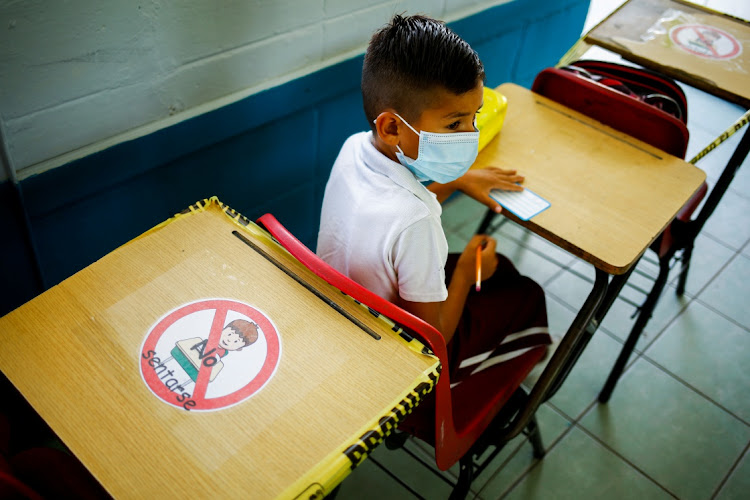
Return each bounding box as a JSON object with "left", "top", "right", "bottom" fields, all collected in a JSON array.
[
  {"left": 715, "top": 448, "right": 750, "bottom": 500},
  {"left": 646, "top": 300, "right": 750, "bottom": 422},
  {"left": 666, "top": 232, "right": 736, "bottom": 295},
  {"left": 580, "top": 358, "right": 750, "bottom": 500},
  {"left": 336, "top": 456, "right": 417, "bottom": 499},
  {"left": 504, "top": 426, "right": 671, "bottom": 500},
  {"left": 698, "top": 252, "right": 750, "bottom": 330},
  {"left": 476, "top": 405, "right": 573, "bottom": 499},
  {"left": 700, "top": 188, "right": 750, "bottom": 250},
  {"left": 546, "top": 326, "right": 625, "bottom": 420},
  {"left": 681, "top": 83, "right": 747, "bottom": 138}
]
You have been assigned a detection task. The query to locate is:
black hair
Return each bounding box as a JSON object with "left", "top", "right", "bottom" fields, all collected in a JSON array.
[{"left": 361, "top": 14, "right": 485, "bottom": 129}]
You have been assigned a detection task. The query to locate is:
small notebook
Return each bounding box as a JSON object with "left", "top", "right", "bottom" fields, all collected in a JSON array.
[{"left": 489, "top": 187, "right": 551, "bottom": 221}]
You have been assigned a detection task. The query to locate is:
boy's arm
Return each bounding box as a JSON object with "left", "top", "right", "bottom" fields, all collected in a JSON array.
[
  {"left": 400, "top": 276, "right": 469, "bottom": 345},
  {"left": 399, "top": 235, "right": 498, "bottom": 344},
  {"left": 427, "top": 167, "right": 525, "bottom": 210}
]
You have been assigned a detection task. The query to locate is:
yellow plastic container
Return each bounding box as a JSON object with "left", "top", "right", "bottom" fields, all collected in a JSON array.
[{"left": 476, "top": 86, "right": 508, "bottom": 152}]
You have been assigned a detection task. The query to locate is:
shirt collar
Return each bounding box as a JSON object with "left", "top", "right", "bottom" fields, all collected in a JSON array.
[{"left": 360, "top": 132, "right": 442, "bottom": 214}]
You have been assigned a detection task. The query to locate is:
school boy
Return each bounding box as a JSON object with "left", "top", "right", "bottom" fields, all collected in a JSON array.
[{"left": 317, "top": 14, "right": 550, "bottom": 382}]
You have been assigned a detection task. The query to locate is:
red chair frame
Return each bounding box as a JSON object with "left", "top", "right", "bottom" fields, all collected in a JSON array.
[{"left": 257, "top": 214, "right": 547, "bottom": 498}]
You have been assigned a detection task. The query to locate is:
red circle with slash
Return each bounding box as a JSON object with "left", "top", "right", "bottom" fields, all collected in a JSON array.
[
  {"left": 670, "top": 24, "right": 742, "bottom": 60},
  {"left": 140, "top": 298, "right": 281, "bottom": 411}
]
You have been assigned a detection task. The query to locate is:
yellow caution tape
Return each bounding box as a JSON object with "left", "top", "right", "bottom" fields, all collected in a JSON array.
[{"left": 689, "top": 109, "right": 750, "bottom": 164}]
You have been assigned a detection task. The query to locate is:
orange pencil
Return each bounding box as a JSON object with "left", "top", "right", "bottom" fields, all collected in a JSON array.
[{"left": 475, "top": 243, "right": 482, "bottom": 292}]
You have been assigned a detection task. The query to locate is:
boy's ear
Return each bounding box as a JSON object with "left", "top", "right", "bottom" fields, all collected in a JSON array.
[{"left": 373, "top": 111, "right": 402, "bottom": 146}]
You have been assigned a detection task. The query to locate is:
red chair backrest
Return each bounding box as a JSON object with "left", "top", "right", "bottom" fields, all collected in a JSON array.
[
  {"left": 532, "top": 63, "right": 690, "bottom": 158},
  {"left": 256, "top": 215, "right": 457, "bottom": 464},
  {"left": 0, "top": 468, "right": 44, "bottom": 500},
  {"left": 257, "top": 214, "right": 541, "bottom": 469}
]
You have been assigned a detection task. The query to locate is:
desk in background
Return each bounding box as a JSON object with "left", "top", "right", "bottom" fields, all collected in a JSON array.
[
  {"left": 0, "top": 198, "right": 439, "bottom": 499},
  {"left": 565, "top": 0, "right": 750, "bottom": 399},
  {"left": 577, "top": 0, "right": 750, "bottom": 234},
  {"left": 471, "top": 83, "right": 706, "bottom": 433},
  {"left": 582, "top": 0, "right": 749, "bottom": 107}
]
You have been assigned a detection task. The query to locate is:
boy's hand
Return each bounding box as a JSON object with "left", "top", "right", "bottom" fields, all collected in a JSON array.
[
  {"left": 456, "top": 167, "right": 524, "bottom": 213},
  {"left": 457, "top": 235, "right": 498, "bottom": 285},
  {"left": 402, "top": 235, "right": 498, "bottom": 344}
]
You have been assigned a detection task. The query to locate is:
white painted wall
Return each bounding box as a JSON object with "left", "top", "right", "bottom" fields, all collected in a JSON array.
[{"left": 0, "top": 0, "right": 514, "bottom": 181}]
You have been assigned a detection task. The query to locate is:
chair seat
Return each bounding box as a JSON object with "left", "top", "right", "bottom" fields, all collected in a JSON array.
[
  {"left": 399, "top": 345, "right": 546, "bottom": 444},
  {"left": 651, "top": 181, "right": 708, "bottom": 257}
]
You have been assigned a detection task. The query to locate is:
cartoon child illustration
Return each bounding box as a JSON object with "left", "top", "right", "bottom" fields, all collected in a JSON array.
[
  {"left": 686, "top": 27, "right": 722, "bottom": 57},
  {"left": 169, "top": 319, "right": 259, "bottom": 385}
]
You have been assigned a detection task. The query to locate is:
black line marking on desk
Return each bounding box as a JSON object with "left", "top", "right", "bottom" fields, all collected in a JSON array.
[
  {"left": 535, "top": 100, "right": 663, "bottom": 160},
  {"left": 231, "top": 230, "right": 381, "bottom": 341}
]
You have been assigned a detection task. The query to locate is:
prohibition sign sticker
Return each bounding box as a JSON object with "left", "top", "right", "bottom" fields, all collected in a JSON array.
[
  {"left": 670, "top": 24, "right": 742, "bottom": 60},
  {"left": 140, "top": 298, "right": 281, "bottom": 411}
]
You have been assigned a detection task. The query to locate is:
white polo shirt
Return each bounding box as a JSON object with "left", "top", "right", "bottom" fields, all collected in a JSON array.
[{"left": 317, "top": 131, "right": 449, "bottom": 304}]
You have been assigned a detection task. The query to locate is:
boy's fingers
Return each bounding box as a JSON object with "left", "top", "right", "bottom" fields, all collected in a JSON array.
[
  {"left": 502, "top": 181, "right": 524, "bottom": 191},
  {"left": 478, "top": 195, "right": 503, "bottom": 212},
  {"left": 483, "top": 237, "right": 497, "bottom": 253},
  {"left": 473, "top": 235, "right": 496, "bottom": 251},
  {"left": 471, "top": 234, "right": 490, "bottom": 247},
  {"left": 486, "top": 166, "right": 517, "bottom": 175}
]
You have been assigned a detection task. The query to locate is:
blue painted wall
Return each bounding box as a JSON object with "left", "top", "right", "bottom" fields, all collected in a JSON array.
[{"left": 1, "top": 0, "right": 589, "bottom": 315}]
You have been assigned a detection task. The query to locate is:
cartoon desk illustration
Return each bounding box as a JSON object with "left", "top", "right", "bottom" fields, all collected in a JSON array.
[
  {"left": 0, "top": 198, "right": 440, "bottom": 499},
  {"left": 167, "top": 319, "right": 259, "bottom": 384}
]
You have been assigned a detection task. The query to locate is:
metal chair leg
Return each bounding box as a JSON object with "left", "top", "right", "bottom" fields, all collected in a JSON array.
[
  {"left": 384, "top": 430, "right": 408, "bottom": 450},
  {"left": 476, "top": 208, "right": 496, "bottom": 235},
  {"left": 449, "top": 456, "right": 474, "bottom": 500},
  {"left": 526, "top": 414, "right": 545, "bottom": 459},
  {"left": 675, "top": 243, "right": 694, "bottom": 296},
  {"left": 599, "top": 256, "right": 670, "bottom": 403}
]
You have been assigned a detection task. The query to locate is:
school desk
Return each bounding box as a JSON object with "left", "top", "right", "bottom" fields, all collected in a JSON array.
[
  {"left": 570, "top": 0, "right": 750, "bottom": 242},
  {"left": 571, "top": 0, "right": 750, "bottom": 219},
  {"left": 580, "top": 0, "right": 749, "bottom": 107},
  {"left": 0, "top": 198, "right": 440, "bottom": 499},
  {"left": 470, "top": 83, "right": 707, "bottom": 432},
  {"left": 562, "top": 0, "right": 750, "bottom": 399}
]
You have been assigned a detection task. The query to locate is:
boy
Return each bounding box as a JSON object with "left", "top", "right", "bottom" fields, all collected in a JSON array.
[{"left": 317, "top": 14, "right": 549, "bottom": 382}]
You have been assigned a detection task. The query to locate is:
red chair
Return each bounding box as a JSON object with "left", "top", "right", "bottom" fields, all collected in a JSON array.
[
  {"left": 0, "top": 412, "right": 110, "bottom": 500},
  {"left": 0, "top": 467, "right": 44, "bottom": 500},
  {"left": 256, "top": 214, "right": 548, "bottom": 499}
]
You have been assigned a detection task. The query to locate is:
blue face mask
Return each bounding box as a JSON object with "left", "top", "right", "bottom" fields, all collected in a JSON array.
[{"left": 393, "top": 113, "right": 479, "bottom": 184}]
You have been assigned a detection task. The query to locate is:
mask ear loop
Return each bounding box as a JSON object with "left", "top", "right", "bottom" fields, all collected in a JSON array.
[
  {"left": 392, "top": 113, "right": 421, "bottom": 159},
  {"left": 373, "top": 113, "right": 420, "bottom": 158},
  {"left": 393, "top": 113, "right": 421, "bottom": 137},
  {"left": 373, "top": 113, "right": 420, "bottom": 136}
]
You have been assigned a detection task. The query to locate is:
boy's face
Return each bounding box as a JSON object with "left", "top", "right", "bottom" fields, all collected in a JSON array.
[
  {"left": 219, "top": 327, "right": 246, "bottom": 351},
  {"left": 397, "top": 82, "right": 484, "bottom": 161}
]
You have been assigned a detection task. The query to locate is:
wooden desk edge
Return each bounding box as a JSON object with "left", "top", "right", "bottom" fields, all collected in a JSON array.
[
  {"left": 500, "top": 211, "right": 642, "bottom": 275},
  {"left": 0, "top": 198, "right": 442, "bottom": 499},
  {"left": 490, "top": 83, "right": 708, "bottom": 276}
]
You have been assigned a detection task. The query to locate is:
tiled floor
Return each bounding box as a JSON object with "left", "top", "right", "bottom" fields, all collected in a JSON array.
[{"left": 336, "top": 1, "right": 750, "bottom": 499}]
